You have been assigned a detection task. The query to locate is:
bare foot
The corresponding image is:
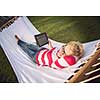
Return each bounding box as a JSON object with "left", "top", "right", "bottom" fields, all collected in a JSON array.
[{"left": 15, "top": 35, "right": 20, "bottom": 42}]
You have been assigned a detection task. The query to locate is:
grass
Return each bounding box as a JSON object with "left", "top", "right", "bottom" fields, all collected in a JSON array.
[
  {"left": 0, "top": 48, "right": 18, "bottom": 82},
  {"left": 0, "top": 16, "right": 100, "bottom": 82},
  {"left": 28, "top": 16, "right": 100, "bottom": 43}
]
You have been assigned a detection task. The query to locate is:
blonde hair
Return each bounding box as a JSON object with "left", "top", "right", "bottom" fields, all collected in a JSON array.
[{"left": 65, "top": 41, "right": 84, "bottom": 58}]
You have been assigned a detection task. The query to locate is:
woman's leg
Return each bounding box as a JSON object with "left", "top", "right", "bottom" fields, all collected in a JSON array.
[
  {"left": 15, "top": 35, "right": 40, "bottom": 61},
  {"left": 15, "top": 35, "right": 40, "bottom": 52},
  {"left": 18, "top": 40, "right": 40, "bottom": 57}
]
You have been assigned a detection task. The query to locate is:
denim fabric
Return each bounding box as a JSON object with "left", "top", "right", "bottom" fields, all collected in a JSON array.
[{"left": 18, "top": 40, "right": 45, "bottom": 62}]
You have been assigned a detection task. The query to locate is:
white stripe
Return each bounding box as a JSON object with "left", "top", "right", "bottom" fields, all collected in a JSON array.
[
  {"left": 51, "top": 57, "right": 69, "bottom": 69},
  {"left": 38, "top": 49, "right": 47, "bottom": 65},
  {"left": 44, "top": 48, "right": 58, "bottom": 66},
  {"left": 51, "top": 63, "right": 61, "bottom": 69},
  {"left": 57, "top": 57, "right": 69, "bottom": 67},
  {"left": 44, "top": 51, "right": 49, "bottom": 65},
  {"left": 51, "top": 49, "right": 58, "bottom": 61}
]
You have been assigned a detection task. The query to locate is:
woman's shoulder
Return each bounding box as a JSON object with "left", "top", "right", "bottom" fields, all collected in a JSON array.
[{"left": 63, "top": 55, "right": 76, "bottom": 65}]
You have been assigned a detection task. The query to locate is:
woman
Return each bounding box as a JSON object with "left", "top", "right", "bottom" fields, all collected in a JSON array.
[{"left": 15, "top": 35, "right": 84, "bottom": 69}]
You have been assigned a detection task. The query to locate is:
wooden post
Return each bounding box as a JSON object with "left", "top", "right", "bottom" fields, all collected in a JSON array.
[{"left": 67, "top": 49, "right": 100, "bottom": 83}]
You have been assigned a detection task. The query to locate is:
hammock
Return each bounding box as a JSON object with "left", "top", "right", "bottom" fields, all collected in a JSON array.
[{"left": 0, "top": 16, "right": 100, "bottom": 83}]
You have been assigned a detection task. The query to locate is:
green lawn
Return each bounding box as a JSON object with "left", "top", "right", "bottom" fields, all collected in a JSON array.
[
  {"left": 28, "top": 16, "right": 100, "bottom": 43},
  {"left": 0, "top": 16, "right": 100, "bottom": 82}
]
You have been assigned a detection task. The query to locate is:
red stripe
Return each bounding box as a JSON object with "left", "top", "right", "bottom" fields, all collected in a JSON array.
[
  {"left": 54, "top": 60, "right": 66, "bottom": 69},
  {"left": 41, "top": 50, "right": 48, "bottom": 65},
  {"left": 64, "top": 56, "right": 76, "bottom": 66},
  {"left": 47, "top": 48, "right": 56, "bottom": 66}
]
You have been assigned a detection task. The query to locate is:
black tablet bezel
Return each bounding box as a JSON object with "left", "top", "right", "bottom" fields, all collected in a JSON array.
[{"left": 34, "top": 32, "right": 49, "bottom": 47}]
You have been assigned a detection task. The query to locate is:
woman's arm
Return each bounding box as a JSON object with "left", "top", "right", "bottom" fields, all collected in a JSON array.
[{"left": 48, "top": 41, "right": 53, "bottom": 49}]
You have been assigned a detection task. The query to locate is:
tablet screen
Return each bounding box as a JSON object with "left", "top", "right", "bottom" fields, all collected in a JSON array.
[{"left": 34, "top": 32, "right": 49, "bottom": 47}]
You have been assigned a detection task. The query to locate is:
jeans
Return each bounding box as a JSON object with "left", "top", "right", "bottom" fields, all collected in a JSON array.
[{"left": 18, "top": 40, "right": 45, "bottom": 63}]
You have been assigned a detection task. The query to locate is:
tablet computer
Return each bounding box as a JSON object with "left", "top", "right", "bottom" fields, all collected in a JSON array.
[{"left": 34, "top": 32, "right": 49, "bottom": 47}]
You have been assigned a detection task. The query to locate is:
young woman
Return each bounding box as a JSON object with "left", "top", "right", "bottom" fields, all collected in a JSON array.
[{"left": 15, "top": 35, "right": 84, "bottom": 69}]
